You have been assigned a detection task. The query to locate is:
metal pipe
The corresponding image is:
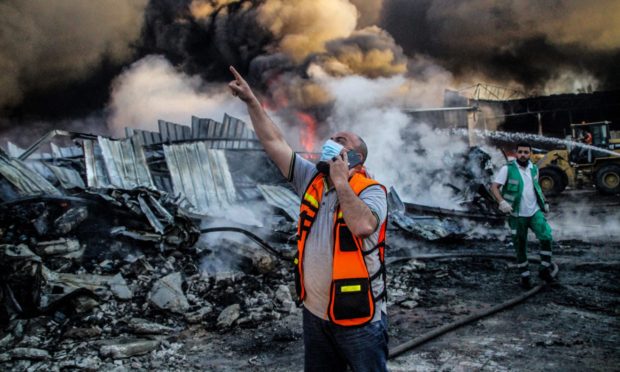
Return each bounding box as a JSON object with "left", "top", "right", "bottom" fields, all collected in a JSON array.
[
  {"left": 18, "top": 130, "right": 98, "bottom": 160},
  {"left": 199, "top": 227, "right": 287, "bottom": 260},
  {"left": 402, "top": 106, "right": 478, "bottom": 113}
]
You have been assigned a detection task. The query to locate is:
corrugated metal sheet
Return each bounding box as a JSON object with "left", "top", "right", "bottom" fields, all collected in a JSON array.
[
  {"left": 223, "top": 114, "right": 261, "bottom": 149},
  {"left": 0, "top": 153, "right": 61, "bottom": 197},
  {"left": 7, "top": 142, "right": 52, "bottom": 160},
  {"left": 7, "top": 142, "right": 24, "bottom": 158},
  {"left": 6, "top": 143, "right": 58, "bottom": 180},
  {"left": 190, "top": 117, "right": 220, "bottom": 140},
  {"left": 256, "top": 184, "right": 300, "bottom": 221},
  {"left": 190, "top": 115, "right": 261, "bottom": 149},
  {"left": 83, "top": 139, "right": 111, "bottom": 188},
  {"left": 125, "top": 128, "right": 163, "bottom": 146},
  {"left": 163, "top": 142, "right": 237, "bottom": 214},
  {"left": 124, "top": 128, "right": 169, "bottom": 192},
  {"left": 1, "top": 114, "right": 265, "bottom": 205},
  {"left": 24, "top": 160, "right": 55, "bottom": 180},
  {"left": 125, "top": 115, "right": 260, "bottom": 148},
  {"left": 51, "top": 143, "right": 83, "bottom": 158},
  {"left": 7, "top": 143, "right": 82, "bottom": 196},
  {"left": 46, "top": 164, "right": 86, "bottom": 189},
  {"left": 98, "top": 136, "right": 155, "bottom": 190},
  {"left": 158, "top": 120, "right": 192, "bottom": 142},
  {"left": 152, "top": 175, "right": 173, "bottom": 194}
]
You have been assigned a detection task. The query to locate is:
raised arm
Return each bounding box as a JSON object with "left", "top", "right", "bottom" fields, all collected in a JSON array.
[{"left": 228, "top": 66, "right": 293, "bottom": 177}]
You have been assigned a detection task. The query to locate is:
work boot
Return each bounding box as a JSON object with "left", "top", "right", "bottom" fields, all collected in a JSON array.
[
  {"left": 539, "top": 267, "right": 554, "bottom": 283},
  {"left": 520, "top": 276, "right": 532, "bottom": 290}
]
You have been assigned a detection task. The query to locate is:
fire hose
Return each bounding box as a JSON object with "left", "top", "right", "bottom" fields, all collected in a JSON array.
[
  {"left": 387, "top": 254, "right": 559, "bottom": 359},
  {"left": 199, "top": 227, "right": 287, "bottom": 260},
  {"left": 198, "top": 228, "right": 560, "bottom": 360}
]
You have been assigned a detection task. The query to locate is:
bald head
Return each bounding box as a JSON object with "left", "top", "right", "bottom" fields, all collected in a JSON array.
[{"left": 330, "top": 131, "right": 368, "bottom": 164}]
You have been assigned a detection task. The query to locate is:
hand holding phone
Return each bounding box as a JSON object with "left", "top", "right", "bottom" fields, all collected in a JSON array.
[
  {"left": 346, "top": 150, "right": 363, "bottom": 169},
  {"left": 316, "top": 149, "right": 363, "bottom": 176}
]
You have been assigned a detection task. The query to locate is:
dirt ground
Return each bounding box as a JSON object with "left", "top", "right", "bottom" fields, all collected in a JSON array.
[{"left": 175, "top": 190, "right": 620, "bottom": 371}]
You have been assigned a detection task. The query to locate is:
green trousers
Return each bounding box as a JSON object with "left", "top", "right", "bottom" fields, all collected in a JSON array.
[{"left": 508, "top": 210, "right": 553, "bottom": 278}]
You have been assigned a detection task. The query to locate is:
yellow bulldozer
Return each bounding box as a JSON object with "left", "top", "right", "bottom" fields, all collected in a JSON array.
[{"left": 533, "top": 121, "right": 620, "bottom": 196}]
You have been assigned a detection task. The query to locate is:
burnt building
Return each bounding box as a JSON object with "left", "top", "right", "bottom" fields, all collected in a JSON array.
[
  {"left": 459, "top": 87, "right": 620, "bottom": 137},
  {"left": 478, "top": 90, "right": 620, "bottom": 136}
]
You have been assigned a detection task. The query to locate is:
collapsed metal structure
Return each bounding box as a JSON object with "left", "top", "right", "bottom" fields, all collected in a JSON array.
[
  {"left": 6, "top": 115, "right": 264, "bottom": 210},
  {"left": 0, "top": 113, "right": 504, "bottom": 323},
  {"left": 0, "top": 114, "right": 289, "bottom": 324},
  {"left": 0, "top": 113, "right": 523, "bottom": 369}
]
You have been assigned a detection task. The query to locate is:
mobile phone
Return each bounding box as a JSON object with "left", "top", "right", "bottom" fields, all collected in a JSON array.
[{"left": 347, "top": 150, "right": 363, "bottom": 169}]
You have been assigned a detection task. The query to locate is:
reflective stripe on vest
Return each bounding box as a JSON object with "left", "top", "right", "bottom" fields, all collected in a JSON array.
[
  {"left": 295, "top": 172, "right": 387, "bottom": 327},
  {"left": 501, "top": 161, "right": 546, "bottom": 214}
]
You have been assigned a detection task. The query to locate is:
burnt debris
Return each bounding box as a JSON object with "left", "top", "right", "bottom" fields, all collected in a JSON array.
[{"left": 0, "top": 114, "right": 504, "bottom": 369}]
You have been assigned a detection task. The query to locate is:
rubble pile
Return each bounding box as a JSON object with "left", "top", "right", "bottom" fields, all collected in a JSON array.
[
  {"left": 0, "top": 201, "right": 447, "bottom": 371},
  {"left": 0, "top": 221, "right": 300, "bottom": 370},
  {"left": 0, "top": 114, "right": 516, "bottom": 370}
]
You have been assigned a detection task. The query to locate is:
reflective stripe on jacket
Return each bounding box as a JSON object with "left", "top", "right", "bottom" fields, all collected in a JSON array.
[{"left": 294, "top": 171, "right": 387, "bottom": 327}]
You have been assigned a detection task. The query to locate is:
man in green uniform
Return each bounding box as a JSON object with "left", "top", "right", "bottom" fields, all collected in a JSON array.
[{"left": 491, "top": 142, "right": 554, "bottom": 289}]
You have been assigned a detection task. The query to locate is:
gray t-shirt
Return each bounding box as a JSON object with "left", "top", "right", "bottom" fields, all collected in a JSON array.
[{"left": 290, "top": 154, "right": 388, "bottom": 322}]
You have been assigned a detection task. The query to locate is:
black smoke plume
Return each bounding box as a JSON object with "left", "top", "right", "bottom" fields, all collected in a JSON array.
[
  {"left": 2, "top": 0, "right": 619, "bottom": 140},
  {"left": 381, "top": 0, "right": 620, "bottom": 91}
]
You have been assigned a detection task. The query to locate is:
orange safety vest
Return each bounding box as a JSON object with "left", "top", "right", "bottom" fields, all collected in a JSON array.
[{"left": 294, "top": 172, "right": 387, "bottom": 327}]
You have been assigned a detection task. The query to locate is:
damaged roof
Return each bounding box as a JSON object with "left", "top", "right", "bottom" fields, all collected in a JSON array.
[
  {"left": 97, "top": 136, "right": 155, "bottom": 190},
  {"left": 0, "top": 114, "right": 266, "bottom": 216},
  {"left": 0, "top": 151, "right": 61, "bottom": 199},
  {"left": 0, "top": 112, "right": 502, "bottom": 237},
  {"left": 164, "top": 143, "right": 237, "bottom": 214}
]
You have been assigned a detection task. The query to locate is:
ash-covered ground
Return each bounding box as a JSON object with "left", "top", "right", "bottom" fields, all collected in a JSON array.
[{"left": 1, "top": 190, "right": 618, "bottom": 371}]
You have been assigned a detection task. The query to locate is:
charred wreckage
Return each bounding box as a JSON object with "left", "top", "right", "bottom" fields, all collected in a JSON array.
[{"left": 0, "top": 114, "right": 503, "bottom": 369}]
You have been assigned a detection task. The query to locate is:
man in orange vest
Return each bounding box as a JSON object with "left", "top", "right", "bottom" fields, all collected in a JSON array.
[{"left": 229, "top": 66, "right": 388, "bottom": 372}]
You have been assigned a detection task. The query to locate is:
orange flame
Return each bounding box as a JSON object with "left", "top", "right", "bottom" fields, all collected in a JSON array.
[
  {"left": 262, "top": 72, "right": 318, "bottom": 153},
  {"left": 296, "top": 112, "right": 317, "bottom": 153}
]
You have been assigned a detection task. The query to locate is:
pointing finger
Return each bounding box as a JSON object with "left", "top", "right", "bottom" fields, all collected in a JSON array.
[{"left": 229, "top": 66, "right": 243, "bottom": 81}]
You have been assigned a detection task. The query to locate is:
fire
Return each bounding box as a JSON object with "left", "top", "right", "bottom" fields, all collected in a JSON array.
[
  {"left": 263, "top": 72, "right": 318, "bottom": 153},
  {"left": 296, "top": 111, "right": 317, "bottom": 153}
]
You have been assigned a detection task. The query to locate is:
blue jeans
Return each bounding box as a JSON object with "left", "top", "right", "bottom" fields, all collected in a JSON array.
[{"left": 303, "top": 307, "right": 389, "bottom": 372}]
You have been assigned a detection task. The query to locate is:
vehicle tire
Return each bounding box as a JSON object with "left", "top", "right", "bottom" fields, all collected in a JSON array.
[
  {"left": 538, "top": 167, "right": 566, "bottom": 196},
  {"left": 595, "top": 164, "right": 620, "bottom": 195}
]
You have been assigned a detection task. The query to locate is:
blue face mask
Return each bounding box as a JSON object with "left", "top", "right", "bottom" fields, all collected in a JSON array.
[{"left": 319, "top": 139, "right": 344, "bottom": 162}]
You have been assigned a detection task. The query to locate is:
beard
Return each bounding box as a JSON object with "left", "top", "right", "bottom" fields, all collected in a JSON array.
[{"left": 517, "top": 158, "right": 529, "bottom": 167}]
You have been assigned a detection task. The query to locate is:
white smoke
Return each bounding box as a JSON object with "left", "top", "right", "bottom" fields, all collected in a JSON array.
[
  {"left": 197, "top": 201, "right": 279, "bottom": 275},
  {"left": 108, "top": 55, "right": 249, "bottom": 135},
  {"left": 547, "top": 196, "right": 620, "bottom": 242},
  {"left": 318, "top": 72, "right": 470, "bottom": 208},
  {"left": 542, "top": 70, "right": 599, "bottom": 95}
]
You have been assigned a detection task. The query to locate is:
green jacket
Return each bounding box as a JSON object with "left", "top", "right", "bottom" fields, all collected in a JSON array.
[{"left": 501, "top": 160, "right": 546, "bottom": 215}]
